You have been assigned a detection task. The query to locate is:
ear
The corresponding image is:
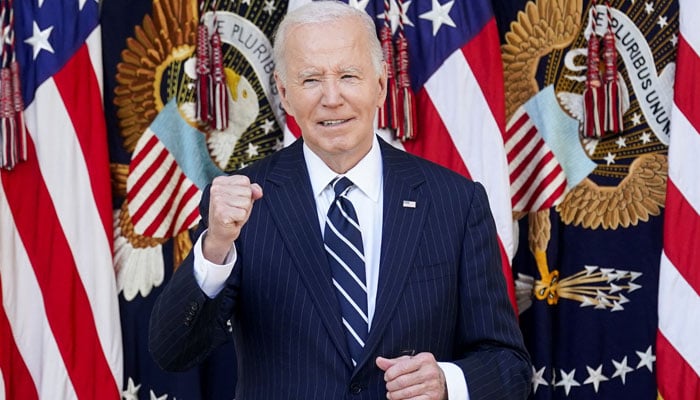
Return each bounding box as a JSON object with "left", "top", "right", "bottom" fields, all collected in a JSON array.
[
  {"left": 274, "top": 72, "right": 294, "bottom": 116},
  {"left": 375, "top": 62, "right": 388, "bottom": 109}
]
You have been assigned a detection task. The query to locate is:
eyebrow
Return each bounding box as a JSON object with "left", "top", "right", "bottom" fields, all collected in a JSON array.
[{"left": 297, "top": 70, "right": 321, "bottom": 80}]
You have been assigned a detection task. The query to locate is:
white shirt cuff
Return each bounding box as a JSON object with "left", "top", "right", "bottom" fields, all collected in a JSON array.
[
  {"left": 193, "top": 230, "right": 237, "bottom": 298},
  {"left": 438, "top": 362, "right": 469, "bottom": 400}
]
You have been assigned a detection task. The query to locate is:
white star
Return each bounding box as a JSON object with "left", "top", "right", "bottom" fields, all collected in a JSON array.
[
  {"left": 640, "top": 131, "right": 652, "bottom": 144},
  {"left": 247, "top": 142, "right": 259, "bottom": 158},
  {"left": 671, "top": 33, "right": 678, "bottom": 46},
  {"left": 24, "top": 22, "right": 55, "bottom": 59},
  {"left": 419, "top": 0, "right": 456, "bottom": 36},
  {"left": 555, "top": 368, "right": 581, "bottom": 396},
  {"left": 261, "top": 119, "right": 275, "bottom": 135},
  {"left": 636, "top": 346, "right": 656, "bottom": 372},
  {"left": 604, "top": 152, "right": 616, "bottom": 165},
  {"left": 272, "top": 138, "right": 284, "bottom": 152},
  {"left": 531, "top": 366, "right": 549, "bottom": 394},
  {"left": 241, "top": 0, "right": 251, "bottom": 5},
  {"left": 150, "top": 390, "right": 168, "bottom": 400},
  {"left": 631, "top": 112, "right": 642, "bottom": 126},
  {"left": 78, "top": 0, "right": 98, "bottom": 10},
  {"left": 121, "top": 377, "right": 141, "bottom": 400},
  {"left": 377, "top": 0, "right": 414, "bottom": 34},
  {"left": 615, "top": 136, "right": 627, "bottom": 148},
  {"left": 645, "top": 2, "right": 655, "bottom": 14},
  {"left": 612, "top": 356, "right": 634, "bottom": 384},
  {"left": 584, "top": 364, "right": 609, "bottom": 393},
  {"left": 658, "top": 15, "right": 668, "bottom": 28},
  {"left": 348, "top": 0, "right": 370, "bottom": 12},
  {"left": 263, "top": 0, "right": 276, "bottom": 16}
]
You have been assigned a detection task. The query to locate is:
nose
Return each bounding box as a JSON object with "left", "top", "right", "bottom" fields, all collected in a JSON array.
[{"left": 320, "top": 78, "right": 343, "bottom": 107}]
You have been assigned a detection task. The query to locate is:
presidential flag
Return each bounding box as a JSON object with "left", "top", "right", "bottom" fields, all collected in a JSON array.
[
  {"left": 0, "top": 1, "right": 122, "bottom": 399},
  {"left": 657, "top": 0, "right": 700, "bottom": 398},
  {"left": 285, "top": 0, "right": 518, "bottom": 308},
  {"left": 493, "top": 0, "right": 678, "bottom": 398},
  {"left": 102, "top": 0, "right": 286, "bottom": 397}
]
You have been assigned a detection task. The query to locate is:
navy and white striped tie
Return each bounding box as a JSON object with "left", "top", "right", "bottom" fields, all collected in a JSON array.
[{"left": 324, "top": 177, "right": 368, "bottom": 366}]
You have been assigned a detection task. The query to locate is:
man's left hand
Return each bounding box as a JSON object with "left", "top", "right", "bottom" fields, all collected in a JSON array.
[{"left": 376, "top": 353, "right": 447, "bottom": 400}]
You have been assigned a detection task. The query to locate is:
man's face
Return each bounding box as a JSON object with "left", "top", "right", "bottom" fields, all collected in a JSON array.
[{"left": 276, "top": 17, "right": 387, "bottom": 171}]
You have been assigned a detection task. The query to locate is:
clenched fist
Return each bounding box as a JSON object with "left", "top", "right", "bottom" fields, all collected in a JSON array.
[{"left": 203, "top": 175, "right": 263, "bottom": 263}]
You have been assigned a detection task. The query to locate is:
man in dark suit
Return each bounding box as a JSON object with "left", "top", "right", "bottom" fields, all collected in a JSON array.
[{"left": 149, "top": 1, "right": 531, "bottom": 399}]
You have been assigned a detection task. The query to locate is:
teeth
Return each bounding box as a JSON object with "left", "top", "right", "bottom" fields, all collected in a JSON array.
[{"left": 321, "top": 119, "right": 345, "bottom": 126}]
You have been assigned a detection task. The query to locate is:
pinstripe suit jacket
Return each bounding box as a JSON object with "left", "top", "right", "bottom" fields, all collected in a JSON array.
[{"left": 149, "top": 137, "right": 531, "bottom": 399}]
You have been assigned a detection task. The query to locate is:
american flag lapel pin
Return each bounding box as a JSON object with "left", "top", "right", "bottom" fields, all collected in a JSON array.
[{"left": 402, "top": 200, "right": 416, "bottom": 208}]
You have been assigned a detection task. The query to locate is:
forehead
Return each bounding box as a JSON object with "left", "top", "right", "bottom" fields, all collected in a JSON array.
[{"left": 284, "top": 18, "right": 373, "bottom": 72}]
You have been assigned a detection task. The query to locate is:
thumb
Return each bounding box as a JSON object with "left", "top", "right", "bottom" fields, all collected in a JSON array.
[
  {"left": 250, "top": 183, "right": 264, "bottom": 200},
  {"left": 375, "top": 356, "right": 398, "bottom": 371}
]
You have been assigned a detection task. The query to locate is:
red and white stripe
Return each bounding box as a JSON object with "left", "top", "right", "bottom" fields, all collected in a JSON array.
[
  {"left": 657, "top": 1, "right": 700, "bottom": 399},
  {"left": 404, "top": 22, "right": 516, "bottom": 306},
  {"left": 126, "top": 128, "right": 201, "bottom": 239},
  {"left": 505, "top": 106, "right": 567, "bottom": 212},
  {"left": 284, "top": 0, "right": 517, "bottom": 307},
  {"left": 0, "top": 27, "right": 122, "bottom": 400}
]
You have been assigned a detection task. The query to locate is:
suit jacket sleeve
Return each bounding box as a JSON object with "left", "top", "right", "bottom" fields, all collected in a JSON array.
[
  {"left": 148, "top": 185, "right": 237, "bottom": 372},
  {"left": 453, "top": 182, "right": 532, "bottom": 399}
]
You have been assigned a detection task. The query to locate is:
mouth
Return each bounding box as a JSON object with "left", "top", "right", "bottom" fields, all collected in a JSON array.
[{"left": 318, "top": 118, "right": 352, "bottom": 127}]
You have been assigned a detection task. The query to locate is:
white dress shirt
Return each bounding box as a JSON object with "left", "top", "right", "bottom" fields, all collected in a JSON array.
[{"left": 192, "top": 135, "right": 468, "bottom": 398}]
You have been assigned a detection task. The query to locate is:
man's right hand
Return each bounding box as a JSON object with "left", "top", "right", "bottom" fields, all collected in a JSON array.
[{"left": 203, "top": 175, "right": 263, "bottom": 264}]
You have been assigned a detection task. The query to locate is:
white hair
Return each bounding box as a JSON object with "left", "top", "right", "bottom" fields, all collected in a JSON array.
[{"left": 273, "top": 0, "right": 384, "bottom": 84}]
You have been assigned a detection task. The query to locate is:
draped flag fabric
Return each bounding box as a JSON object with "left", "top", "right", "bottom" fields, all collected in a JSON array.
[
  {"left": 102, "top": 0, "right": 286, "bottom": 397},
  {"left": 657, "top": 0, "right": 700, "bottom": 398},
  {"left": 493, "top": 0, "right": 678, "bottom": 398},
  {"left": 285, "top": 0, "right": 518, "bottom": 307},
  {"left": 0, "top": 1, "right": 122, "bottom": 399}
]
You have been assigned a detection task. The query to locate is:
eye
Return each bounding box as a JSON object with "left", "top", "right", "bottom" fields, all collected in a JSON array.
[
  {"left": 302, "top": 78, "right": 320, "bottom": 87},
  {"left": 242, "top": 90, "right": 248, "bottom": 99}
]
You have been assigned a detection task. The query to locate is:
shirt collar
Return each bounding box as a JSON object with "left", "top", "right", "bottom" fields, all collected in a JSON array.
[{"left": 304, "top": 135, "right": 382, "bottom": 202}]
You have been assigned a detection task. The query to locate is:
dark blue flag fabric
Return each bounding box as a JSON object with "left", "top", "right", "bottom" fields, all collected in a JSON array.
[
  {"left": 99, "top": 0, "right": 683, "bottom": 399},
  {"left": 101, "top": 0, "right": 287, "bottom": 398},
  {"left": 493, "top": 0, "right": 679, "bottom": 398}
]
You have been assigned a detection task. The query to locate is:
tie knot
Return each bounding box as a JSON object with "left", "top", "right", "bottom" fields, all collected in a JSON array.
[{"left": 331, "top": 176, "right": 354, "bottom": 198}]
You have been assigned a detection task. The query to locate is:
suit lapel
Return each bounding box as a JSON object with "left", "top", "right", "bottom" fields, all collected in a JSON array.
[
  {"left": 264, "top": 140, "right": 352, "bottom": 367},
  {"left": 357, "top": 140, "right": 428, "bottom": 372}
]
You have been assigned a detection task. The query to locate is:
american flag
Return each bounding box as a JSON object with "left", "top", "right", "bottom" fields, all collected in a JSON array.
[
  {"left": 657, "top": 0, "right": 700, "bottom": 398},
  {"left": 0, "top": 1, "right": 122, "bottom": 399},
  {"left": 285, "top": 0, "right": 517, "bottom": 306}
]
